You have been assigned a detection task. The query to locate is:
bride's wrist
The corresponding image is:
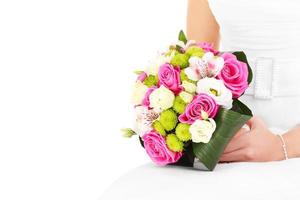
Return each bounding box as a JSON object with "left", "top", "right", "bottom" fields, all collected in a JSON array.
[
  {"left": 276, "top": 134, "right": 288, "bottom": 160},
  {"left": 282, "top": 127, "right": 300, "bottom": 159},
  {"left": 272, "top": 133, "right": 286, "bottom": 161}
]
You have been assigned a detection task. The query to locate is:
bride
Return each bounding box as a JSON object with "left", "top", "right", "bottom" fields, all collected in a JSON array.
[{"left": 187, "top": 0, "right": 300, "bottom": 162}]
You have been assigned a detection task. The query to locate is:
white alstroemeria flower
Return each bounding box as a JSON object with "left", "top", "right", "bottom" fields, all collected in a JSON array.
[
  {"left": 146, "top": 53, "right": 173, "bottom": 75},
  {"left": 176, "top": 40, "right": 197, "bottom": 50},
  {"left": 133, "top": 106, "right": 160, "bottom": 137},
  {"left": 149, "top": 86, "right": 175, "bottom": 112},
  {"left": 189, "top": 118, "right": 216, "bottom": 143},
  {"left": 185, "top": 52, "right": 224, "bottom": 81},
  {"left": 182, "top": 81, "right": 197, "bottom": 94},
  {"left": 131, "top": 81, "right": 149, "bottom": 106},
  {"left": 196, "top": 77, "right": 233, "bottom": 109}
]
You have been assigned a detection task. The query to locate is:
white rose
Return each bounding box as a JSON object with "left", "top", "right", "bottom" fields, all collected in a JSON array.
[
  {"left": 189, "top": 119, "right": 216, "bottom": 143},
  {"left": 185, "top": 52, "right": 224, "bottom": 81},
  {"left": 182, "top": 81, "right": 197, "bottom": 94},
  {"left": 146, "top": 53, "right": 173, "bottom": 75},
  {"left": 196, "top": 77, "right": 233, "bottom": 109},
  {"left": 179, "top": 91, "right": 193, "bottom": 104},
  {"left": 149, "top": 86, "right": 175, "bottom": 112},
  {"left": 131, "top": 81, "right": 148, "bottom": 106},
  {"left": 133, "top": 106, "right": 159, "bottom": 137}
]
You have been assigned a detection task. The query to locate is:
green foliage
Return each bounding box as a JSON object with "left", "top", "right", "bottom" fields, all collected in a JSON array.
[{"left": 178, "top": 30, "right": 187, "bottom": 44}]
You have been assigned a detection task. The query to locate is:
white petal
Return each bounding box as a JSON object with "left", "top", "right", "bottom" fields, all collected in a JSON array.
[
  {"left": 215, "top": 57, "right": 225, "bottom": 71},
  {"left": 202, "top": 52, "right": 214, "bottom": 61},
  {"left": 188, "top": 56, "right": 200, "bottom": 68},
  {"left": 185, "top": 67, "right": 200, "bottom": 81},
  {"left": 176, "top": 41, "right": 186, "bottom": 49}
]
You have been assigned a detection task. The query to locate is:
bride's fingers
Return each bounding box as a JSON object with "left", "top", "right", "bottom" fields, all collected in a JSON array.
[
  {"left": 219, "top": 148, "right": 252, "bottom": 162},
  {"left": 232, "top": 127, "right": 249, "bottom": 139},
  {"left": 223, "top": 129, "right": 249, "bottom": 154},
  {"left": 246, "top": 116, "right": 265, "bottom": 130}
]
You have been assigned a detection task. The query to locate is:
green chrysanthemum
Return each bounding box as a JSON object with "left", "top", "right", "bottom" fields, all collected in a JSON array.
[
  {"left": 166, "top": 134, "right": 184, "bottom": 152},
  {"left": 170, "top": 54, "right": 189, "bottom": 69},
  {"left": 152, "top": 121, "right": 166, "bottom": 136},
  {"left": 175, "top": 123, "right": 191, "bottom": 142},
  {"left": 165, "top": 49, "right": 179, "bottom": 57},
  {"left": 180, "top": 71, "right": 196, "bottom": 84},
  {"left": 185, "top": 46, "right": 205, "bottom": 57},
  {"left": 159, "top": 109, "right": 178, "bottom": 131},
  {"left": 143, "top": 75, "right": 158, "bottom": 87},
  {"left": 173, "top": 96, "right": 186, "bottom": 114}
]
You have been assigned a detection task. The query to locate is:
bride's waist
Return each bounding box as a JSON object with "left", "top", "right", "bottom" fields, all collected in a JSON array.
[
  {"left": 240, "top": 95, "right": 300, "bottom": 130},
  {"left": 243, "top": 57, "right": 300, "bottom": 98}
]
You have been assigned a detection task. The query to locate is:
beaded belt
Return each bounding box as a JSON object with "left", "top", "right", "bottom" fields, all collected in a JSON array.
[{"left": 244, "top": 57, "right": 300, "bottom": 99}]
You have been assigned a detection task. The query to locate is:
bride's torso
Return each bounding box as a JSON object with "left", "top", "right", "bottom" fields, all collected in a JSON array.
[{"left": 208, "top": 0, "right": 300, "bottom": 131}]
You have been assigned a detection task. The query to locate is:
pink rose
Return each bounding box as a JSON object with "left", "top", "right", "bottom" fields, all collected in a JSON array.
[
  {"left": 158, "top": 63, "right": 183, "bottom": 95},
  {"left": 197, "top": 42, "right": 219, "bottom": 55},
  {"left": 143, "top": 131, "right": 182, "bottom": 166},
  {"left": 137, "top": 72, "right": 147, "bottom": 82},
  {"left": 142, "top": 86, "right": 157, "bottom": 107},
  {"left": 179, "top": 93, "right": 219, "bottom": 124},
  {"left": 217, "top": 53, "right": 249, "bottom": 98}
]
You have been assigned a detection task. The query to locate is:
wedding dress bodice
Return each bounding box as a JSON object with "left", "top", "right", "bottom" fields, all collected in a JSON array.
[{"left": 208, "top": 0, "right": 300, "bottom": 130}]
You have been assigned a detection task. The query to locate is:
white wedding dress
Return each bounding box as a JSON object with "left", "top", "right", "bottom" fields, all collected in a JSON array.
[
  {"left": 101, "top": 1, "right": 300, "bottom": 199},
  {"left": 209, "top": 0, "right": 300, "bottom": 131}
]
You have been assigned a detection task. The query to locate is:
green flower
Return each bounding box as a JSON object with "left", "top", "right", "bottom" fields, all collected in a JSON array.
[
  {"left": 152, "top": 121, "right": 166, "bottom": 136},
  {"left": 185, "top": 46, "right": 204, "bottom": 57},
  {"left": 175, "top": 123, "right": 191, "bottom": 142},
  {"left": 159, "top": 109, "right": 178, "bottom": 131},
  {"left": 143, "top": 75, "right": 158, "bottom": 87},
  {"left": 173, "top": 96, "right": 186, "bottom": 114},
  {"left": 180, "top": 71, "right": 196, "bottom": 84},
  {"left": 170, "top": 54, "right": 189, "bottom": 69},
  {"left": 166, "top": 134, "right": 184, "bottom": 152},
  {"left": 165, "top": 49, "right": 179, "bottom": 57}
]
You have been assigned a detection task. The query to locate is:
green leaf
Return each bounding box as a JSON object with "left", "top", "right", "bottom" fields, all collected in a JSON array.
[
  {"left": 233, "top": 51, "right": 253, "bottom": 84},
  {"left": 178, "top": 30, "right": 187, "bottom": 44},
  {"left": 121, "top": 128, "right": 137, "bottom": 138},
  {"left": 232, "top": 99, "right": 253, "bottom": 116},
  {"left": 192, "top": 105, "right": 252, "bottom": 171}
]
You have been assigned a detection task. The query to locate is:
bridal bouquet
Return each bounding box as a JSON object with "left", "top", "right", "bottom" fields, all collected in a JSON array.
[{"left": 122, "top": 31, "right": 253, "bottom": 171}]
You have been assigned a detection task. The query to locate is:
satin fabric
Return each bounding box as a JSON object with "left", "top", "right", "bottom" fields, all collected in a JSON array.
[{"left": 208, "top": 0, "right": 300, "bottom": 131}]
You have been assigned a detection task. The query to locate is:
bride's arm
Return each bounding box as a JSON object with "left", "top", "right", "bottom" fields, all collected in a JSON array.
[{"left": 187, "top": 0, "right": 220, "bottom": 49}]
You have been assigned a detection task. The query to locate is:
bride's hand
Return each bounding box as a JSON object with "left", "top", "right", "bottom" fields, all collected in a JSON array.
[{"left": 219, "top": 116, "right": 284, "bottom": 162}]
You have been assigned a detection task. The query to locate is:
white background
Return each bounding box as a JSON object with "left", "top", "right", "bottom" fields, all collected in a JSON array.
[{"left": 0, "top": 0, "right": 186, "bottom": 199}]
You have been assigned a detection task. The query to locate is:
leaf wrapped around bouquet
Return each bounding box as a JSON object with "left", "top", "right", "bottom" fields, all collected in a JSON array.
[
  {"left": 192, "top": 100, "right": 252, "bottom": 171},
  {"left": 123, "top": 30, "right": 253, "bottom": 171}
]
